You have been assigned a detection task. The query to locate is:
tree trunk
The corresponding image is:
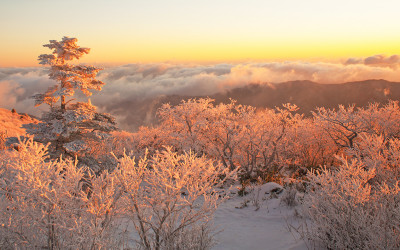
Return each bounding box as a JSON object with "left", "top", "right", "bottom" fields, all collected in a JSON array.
[{"left": 61, "top": 95, "right": 66, "bottom": 111}]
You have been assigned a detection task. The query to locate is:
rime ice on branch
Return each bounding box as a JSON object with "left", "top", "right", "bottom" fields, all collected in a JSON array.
[{"left": 26, "top": 37, "right": 117, "bottom": 168}]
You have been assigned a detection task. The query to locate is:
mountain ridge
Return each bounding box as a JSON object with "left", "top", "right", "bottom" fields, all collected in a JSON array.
[
  {"left": 210, "top": 79, "right": 399, "bottom": 114},
  {"left": 98, "top": 79, "right": 400, "bottom": 131}
]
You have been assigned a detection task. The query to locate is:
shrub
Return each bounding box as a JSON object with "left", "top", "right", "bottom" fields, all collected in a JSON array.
[
  {"left": 116, "top": 147, "right": 235, "bottom": 249},
  {"left": 0, "top": 138, "right": 233, "bottom": 249},
  {"left": 302, "top": 156, "right": 400, "bottom": 249},
  {"left": 0, "top": 138, "right": 122, "bottom": 249}
]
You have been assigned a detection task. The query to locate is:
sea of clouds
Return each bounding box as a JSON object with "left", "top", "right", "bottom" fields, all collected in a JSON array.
[{"left": 1, "top": 54, "right": 400, "bottom": 129}]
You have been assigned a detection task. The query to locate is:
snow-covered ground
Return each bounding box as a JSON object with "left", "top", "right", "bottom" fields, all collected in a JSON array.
[
  {"left": 213, "top": 183, "right": 308, "bottom": 250},
  {"left": 0, "top": 108, "right": 39, "bottom": 137}
]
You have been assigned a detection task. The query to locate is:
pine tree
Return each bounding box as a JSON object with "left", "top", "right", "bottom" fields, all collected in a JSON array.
[{"left": 26, "top": 37, "right": 117, "bottom": 169}]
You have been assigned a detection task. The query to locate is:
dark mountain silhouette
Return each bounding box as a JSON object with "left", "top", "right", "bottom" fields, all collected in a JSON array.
[
  {"left": 107, "top": 79, "right": 400, "bottom": 131},
  {"left": 212, "top": 79, "right": 400, "bottom": 114}
]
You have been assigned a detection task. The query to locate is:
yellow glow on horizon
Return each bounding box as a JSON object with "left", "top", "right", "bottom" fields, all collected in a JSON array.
[
  {"left": 1, "top": 0, "right": 400, "bottom": 67},
  {"left": 1, "top": 33, "right": 400, "bottom": 67},
  {"left": 87, "top": 37, "right": 400, "bottom": 66}
]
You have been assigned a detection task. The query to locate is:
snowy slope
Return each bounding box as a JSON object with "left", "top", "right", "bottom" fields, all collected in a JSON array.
[
  {"left": 213, "top": 183, "right": 307, "bottom": 250},
  {"left": 0, "top": 108, "right": 39, "bottom": 137}
]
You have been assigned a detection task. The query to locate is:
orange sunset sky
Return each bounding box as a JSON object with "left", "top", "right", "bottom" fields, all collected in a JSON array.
[{"left": 1, "top": 0, "right": 400, "bottom": 67}]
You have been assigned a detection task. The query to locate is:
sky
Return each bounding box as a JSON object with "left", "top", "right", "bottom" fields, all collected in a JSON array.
[{"left": 1, "top": 0, "right": 400, "bottom": 67}]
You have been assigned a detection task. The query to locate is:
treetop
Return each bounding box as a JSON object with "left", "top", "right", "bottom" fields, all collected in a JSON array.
[{"left": 39, "top": 36, "right": 90, "bottom": 65}]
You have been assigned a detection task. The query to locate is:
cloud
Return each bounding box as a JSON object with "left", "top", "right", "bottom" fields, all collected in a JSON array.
[
  {"left": 0, "top": 81, "right": 23, "bottom": 107},
  {"left": 2, "top": 58, "right": 400, "bottom": 130},
  {"left": 0, "top": 68, "right": 52, "bottom": 116},
  {"left": 96, "top": 61, "right": 400, "bottom": 102},
  {"left": 344, "top": 54, "right": 400, "bottom": 68}
]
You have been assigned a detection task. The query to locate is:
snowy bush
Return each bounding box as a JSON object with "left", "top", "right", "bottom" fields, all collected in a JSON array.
[
  {"left": 313, "top": 101, "right": 400, "bottom": 153},
  {"left": 302, "top": 155, "right": 400, "bottom": 249},
  {"left": 0, "top": 137, "right": 234, "bottom": 249},
  {"left": 145, "top": 98, "right": 301, "bottom": 182},
  {"left": 116, "top": 147, "right": 235, "bottom": 249},
  {"left": 349, "top": 133, "right": 400, "bottom": 185},
  {"left": 0, "top": 138, "right": 123, "bottom": 249},
  {"left": 135, "top": 99, "right": 400, "bottom": 185}
]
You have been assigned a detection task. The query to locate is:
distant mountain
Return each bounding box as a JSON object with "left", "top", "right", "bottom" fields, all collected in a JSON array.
[
  {"left": 211, "top": 79, "right": 400, "bottom": 115},
  {"left": 0, "top": 108, "right": 39, "bottom": 137},
  {"left": 103, "top": 79, "right": 400, "bottom": 131}
]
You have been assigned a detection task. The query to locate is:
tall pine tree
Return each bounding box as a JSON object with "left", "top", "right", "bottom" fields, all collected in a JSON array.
[{"left": 27, "top": 37, "right": 117, "bottom": 169}]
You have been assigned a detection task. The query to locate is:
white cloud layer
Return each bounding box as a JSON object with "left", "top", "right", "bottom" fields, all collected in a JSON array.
[{"left": 1, "top": 57, "right": 400, "bottom": 129}]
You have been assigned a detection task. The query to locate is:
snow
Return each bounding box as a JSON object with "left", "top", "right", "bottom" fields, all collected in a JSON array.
[
  {"left": 213, "top": 183, "right": 307, "bottom": 250},
  {"left": 0, "top": 108, "right": 39, "bottom": 137}
]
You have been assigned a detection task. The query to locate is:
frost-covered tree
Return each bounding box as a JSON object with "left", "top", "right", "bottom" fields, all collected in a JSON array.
[
  {"left": 27, "top": 37, "right": 117, "bottom": 169},
  {"left": 0, "top": 137, "right": 235, "bottom": 249},
  {"left": 302, "top": 155, "right": 400, "bottom": 249},
  {"left": 0, "top": 138, "right": 123, "bottom": 249},
  {"left": 313, "top": 101, "right": 400, "bottom": 152},
  {"left": 152, "top": 98, "right": 302, "bottom": 181},
  {"left": 116, "top": 147, "right": 235, "bottom": 249}
]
